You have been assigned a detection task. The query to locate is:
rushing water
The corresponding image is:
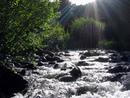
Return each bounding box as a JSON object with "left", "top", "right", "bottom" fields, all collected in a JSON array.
[{"left": 12, "top": 50, "right": 130, "bottom": 98}]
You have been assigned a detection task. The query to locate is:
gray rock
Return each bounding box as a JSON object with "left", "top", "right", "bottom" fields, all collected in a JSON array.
[{"left": 0, "top": 65, "right": 28, "bottom": 97}]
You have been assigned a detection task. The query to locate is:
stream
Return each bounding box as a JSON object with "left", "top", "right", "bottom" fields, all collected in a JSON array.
[{"left": 13, "top": 50, "right": 130, "bottom": 98}]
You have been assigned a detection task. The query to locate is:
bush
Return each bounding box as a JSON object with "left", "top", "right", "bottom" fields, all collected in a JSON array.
[
  {"left": 68, "top": 17, "right": 105, "bottom": 49},
  {"left": 43, "top": 24, "right": 69, "bottom": 50},
  {"left": 98, "top": 40, "right": 115, "bottom": 49}
]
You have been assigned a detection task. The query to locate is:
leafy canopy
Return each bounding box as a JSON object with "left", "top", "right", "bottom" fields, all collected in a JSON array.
[{"left": 0, "top": 0, "right": 59, "bottom": 54}]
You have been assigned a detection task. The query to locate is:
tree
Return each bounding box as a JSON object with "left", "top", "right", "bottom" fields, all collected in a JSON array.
[
  {"left": 68, "top": 17, "right": 105, "bottom": 49},
  {"left": 0, "top": 0, "right": 59, "bottom": 55},
  {"left": 43, "top": 23, "right": 69, "bottom": 50}
]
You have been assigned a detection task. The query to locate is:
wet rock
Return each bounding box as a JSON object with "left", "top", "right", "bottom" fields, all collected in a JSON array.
[
  {"left": 109, "top": 53, "right": 122, "bottom": 62},
  {"left": 70, "top": 66, "right": 82, "bottom": 78},
  {"left": 60, "top": 63, "right": 73, "bottom": 71},
  {"left": 80, "top": 51, "right": 100, "bottom": 60},
  {"left": 95, "top": 57, "right": 109, "bottom": 62},
  {"left": 19, "top": 69, "right": 26, "bottom": 76},
  {"left": 59, "top": 75, "right": 77, "bottom": 82},
  {"left": 64, "top": 50, "right": 69, "bottom": 53},
  {"left": 41, "top": 56, "right": 47, "bottom": 62},
  {"left": 121, "top": 52, "right": 130, "bottom": 62},
  {"left": 33, "top": 54, "right": 40, "bottom": 59},
  {"left": 38, "top": 50, "right": 55, "bottom": 56},
  {"left": 108, "top": 64, "right": 130, "bottom": 73},
  {"left": 53, "top": 64, "right": 59, "bottom": 69},
  {"left": 0, "top": 65, "right": 28, "bottom": 97},
  {"left": 80, "top": 55, "right": 87, "bottom": 60},
  {"left": 76, "top": 86, "right": 98, "bottom": 95},
  {"left": 106, "top": 50, "right": 117, "bottom": 54},
  {"left": 53, "top": 56, "right": 64, "bottom": 62},
  {"left": 49, "top": 61, "right": 56, "bottom": 65},
  {"left": 82, "top": 52, "right": 92, "bottom": 57},
  {"left": 42, "top": 50, "right": 55, "bottom": 57},
  {"left": 64, "top": 53, "right": 71, "bottom": 56},
  {"left": 37, "top": 61, "right": 44, "bottom": 66},
  {"left": 81, "top": 51, "right": 100, "bottom": 57},
  {"left": 57, "top": 64, "right": 82, "bottom": 82},
  {"left": 105, "top": 73, "right": 126, "bottom": 82},
  {"left": 76, "top": 61, "right": 89, "bottom": 66},
  {"left": 60, "top": 64, "right": 68, "bottom": 71},
  {"left": 45, "top": 55, "right": 55, "bottom": 62}
]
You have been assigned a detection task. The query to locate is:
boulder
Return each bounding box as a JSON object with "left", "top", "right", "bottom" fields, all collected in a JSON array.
[
  {"left": 53, "top": 56, "right": 64, "bottom": 62},
  {"left": 64, "top": 53, "right": 71, "bottom": 56},
  {"left": 0, "top": 65, "right": 28, "bottom": 97},
  {"left": 70, "top": 66, "right": 82, "bottom": 78},
  {"left": 80, "top": 55, "right": 87, "bottom": 60},
  {"left": 53, "top": 64, "right": 59, "bottom": 69},
  {"left": 41, "top": 56, "right": 47, "bottom": 62},
  {"left": 94, "top": 57, "right": 109, "bottom": 62},
  {"left": 76, "top": 61, "right": 89, "bottom": 66},
  {"left": 49, "top": 61, "right": 56, "bottom": 65},
  {"left": 58, "top": 75, "right": 76, "bottom": 82},
  {"left": 45, "top": 55, "right": 55, "bottom": 62},
  {"left": 42, "top": 50, "right": 55, "bottom": 57},
  {"left": 57, "top": 65, "right": 82, "bottom": 82}
]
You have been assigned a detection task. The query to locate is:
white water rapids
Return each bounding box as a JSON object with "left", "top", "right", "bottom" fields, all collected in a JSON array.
[{"left": 13, "top": 50, "right": 130, "bottom": 98}]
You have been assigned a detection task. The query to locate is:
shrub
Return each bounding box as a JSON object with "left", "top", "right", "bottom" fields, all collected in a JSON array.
[
  {"left": 98, "top": 40, "right": 115, "bottom": 49},
  {"left": 68, "top": 17, "right": 105, "bottom": 49},
  {"left": 43, "top": 24, "right": 69, "bottom": 50}
]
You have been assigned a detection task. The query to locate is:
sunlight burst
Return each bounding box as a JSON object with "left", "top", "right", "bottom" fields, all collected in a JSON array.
[{"left": 69, "top": 0, "right": 96, "bottom": 5}]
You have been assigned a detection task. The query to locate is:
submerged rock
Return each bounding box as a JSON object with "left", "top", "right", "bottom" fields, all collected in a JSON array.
[
  {"left": 0, "top": 65, "right": 28, "bottom": 97},
  {"left": 80, "top": 51, "right": 100, "bottom": 60},
  {"left": 57, "top": 64, "right": 82, "bottom": 82}
]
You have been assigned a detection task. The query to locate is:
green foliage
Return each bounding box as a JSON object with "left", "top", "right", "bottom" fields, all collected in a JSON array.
[
  {"left": 43, "top": 23, "right": 69, "bottom": 50},
  {"left": 0, "top": 0, "right": 59, "bottom": 54},
  {"left": 71, "top": 17, "right": 105, "bottom": 32},
  {"left": 98, "top": 40, "right": 115, "bottom": 49},
  {"left": 69, "top": 17, "right": 105, "bottom": 49}
]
